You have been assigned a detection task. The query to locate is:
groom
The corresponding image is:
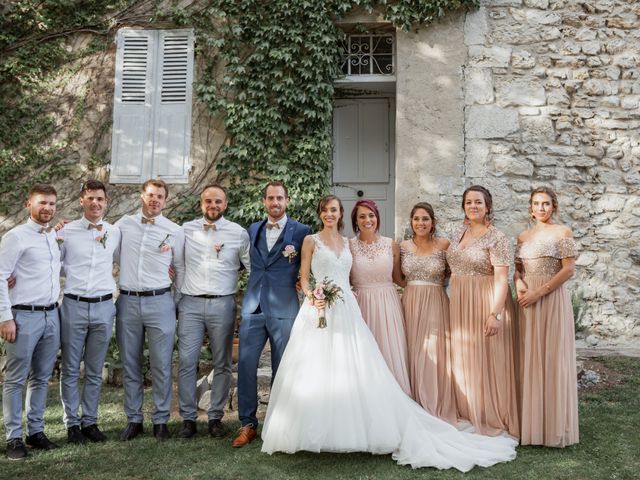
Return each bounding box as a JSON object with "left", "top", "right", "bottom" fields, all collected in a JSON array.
[{"left": 233, "top": 181, "right": 311, "bottom": 447}]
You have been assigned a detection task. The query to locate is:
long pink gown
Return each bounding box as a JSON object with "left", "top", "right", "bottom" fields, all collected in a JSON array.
[
  {"left": 401, "top": 247, "right": 457, "bottom": 424},
  {"left": 516, "top": 237, "right": 579, "bottom": 447},
  {"left": 349, "top": 236, "right": 411, "bottom": 396},
  {"left": 446, "top": 225, "right": 520, "bottom": 438}
]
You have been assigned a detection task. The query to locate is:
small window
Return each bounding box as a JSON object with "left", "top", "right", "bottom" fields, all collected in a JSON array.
[
  {"left": 341, "top": 34, "right": 395, "bottom": 76},
  {"left": 110, "top": 29, "right": 194, "bottom": 184}
]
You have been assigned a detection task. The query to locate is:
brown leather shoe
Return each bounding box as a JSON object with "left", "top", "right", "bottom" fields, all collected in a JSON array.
[{"left": 232, "top": 425, "right": 257, "bottom": 448}]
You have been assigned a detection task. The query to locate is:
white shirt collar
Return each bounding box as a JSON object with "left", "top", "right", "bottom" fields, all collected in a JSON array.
[
  {"left": 268, "top": 214, "right": 288, "bottom": 228},
  {"left": 201, "top": 216, "right": 228, "bottom": 228},
  {"left": 27, "top": 217, "right": 49, "bottom": 232}
]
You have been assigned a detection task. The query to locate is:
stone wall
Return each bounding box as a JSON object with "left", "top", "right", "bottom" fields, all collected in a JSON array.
[{"left": 462, "top": 0, "right": 640, "bottom": 338}]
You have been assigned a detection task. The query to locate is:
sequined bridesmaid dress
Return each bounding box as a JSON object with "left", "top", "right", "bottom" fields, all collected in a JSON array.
[
  {"left": 446, "top": 226, "right": 520, "bottom": 438},
  {"left": 401, "top": 247, "right": 457, "bottom": 424},
  {"left": 516, "top": 237, "right": 579, "bottom": 447}
]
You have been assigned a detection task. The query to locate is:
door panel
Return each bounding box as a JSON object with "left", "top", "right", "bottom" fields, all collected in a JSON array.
[{"left": 332, "top": 98, "right": 395, "bottom": 239}]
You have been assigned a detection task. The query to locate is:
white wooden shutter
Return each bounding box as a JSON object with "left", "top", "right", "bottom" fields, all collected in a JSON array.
[
  {"left": 151, "top": 30, "right": 194, "bottom": 183},
  {"left": 110, "top": 29, "right": 193, "bottom": 184},
  {"left": 110, "top": 29, "right": 154, "bottom": 183}
]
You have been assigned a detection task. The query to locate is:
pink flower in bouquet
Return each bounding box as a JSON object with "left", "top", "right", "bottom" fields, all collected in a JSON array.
[
  {"left": 159, "top": 234, "right": 171, "bottom": 252},
  {"left": 313, "top": 287, "right": 326, "bottom": 300}
]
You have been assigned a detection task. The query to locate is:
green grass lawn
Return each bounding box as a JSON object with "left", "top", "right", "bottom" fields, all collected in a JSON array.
[{"left": 1, "top": 356, "right": 638, "bottom": 479}]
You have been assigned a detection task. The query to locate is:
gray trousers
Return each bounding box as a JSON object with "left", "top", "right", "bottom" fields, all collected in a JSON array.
[
  {"left": 115, "top": 292, "right": 176, "bottom": 425},
  {"left": 2, "top": 309, "right": 60, "bottom": 440},
  {"left": 177, "top": 295, "right": 235, "bottom": 421},
  {"left": 60, "top": 297, "right": 115, "bottom": 428}
]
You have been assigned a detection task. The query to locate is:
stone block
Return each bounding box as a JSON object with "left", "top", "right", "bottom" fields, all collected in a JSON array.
[
  {"left": 564, "top": 156, "right": 597, "bottom": 167},
  {"left": 583, "top": 79, "right": 618, "bottom": 96},
  {"left": 606, "top": 15, "right": 640, "bottom": 29},
  {"left": 465, "top": 68, "right": 494, "bottom": 105},
  {"left": 585, "top": 145, "right": 605, "bottom": 158},
  {"left": 613, "top": 53, "right": 638, "bottom": 68},
  {"left": 621, "top": 95, "right": 640, "bottom": 109},
  {"left": 521, "top": 116, "right": 555, "bottom": 142},
  {"left": 511, "top": 50, "right": 536, "bottom": 69},
  {"left": 464, "top": 8, "right": 489, "bottom": 46},
  {"left": 547, "top": 145, "right": 578, "bottom": 156},
  {"left": 466, "top": 105, "right": 519, "bottom": 138},
  {"left": 492, "top": 154, "right": 534, "bottom": 176},
  {"left": 198, "top": 390, "right": 211, "bottom": 411},
  {"left": 196, "top": 375, "right": 210, "bottom": 400},
  {"left": 468, "top": 46, "right": 512, "bottom": 68},
  {"left": 581, "top": 41, "right": 601, "bottom": 55},
  {"left": 524, "top": 0, "right": 548, "bottom": 8},
  {"left": 496, "top": 79, "right": 546, "bottom": 107},
  {"left": 465, "top": 139, "right": 490, "bottom": 177},
  {"left": 547, "top": 89, "right": 570, "bottom": 107},
  {"left": 511, "top": 9, "right": 561, "bottom": 25},
  {"left": 575, "top": 27, "right": 597, "bottom": 41}
]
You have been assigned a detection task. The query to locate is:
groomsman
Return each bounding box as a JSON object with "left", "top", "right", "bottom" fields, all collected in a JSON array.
[
  {"left": 115, "top": 179, "right": 180, "bottom": 441},
  {"left": 173, "top": 184, "right": 250, "bottom": 439},
  {"left": 0, "top": 184, "right": 61, "bottom": 460},
  {"left": 233, "top": 181, "right": 311, "bottom": 447},
  {"left": 58, "top": 180, "right": 120, "bottom": 444}
]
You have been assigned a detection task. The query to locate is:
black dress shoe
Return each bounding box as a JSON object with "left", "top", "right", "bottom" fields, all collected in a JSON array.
[
  {"left": 81, "top": 424, "right": 108, "bottom": 443},
  {"left": 153, "top": 423, "right": 170, "bottom": 441},
  {"left": 67, "top": 426, "right": 87, "bottom": 445},
  {"left": 6, "top": 438, "right": 28, "bottom": 460},
  {"left": 25, "top": 431, "right": 59, "bottom": 450},
  {"left": 208, "top": 419, "right": 229, "bottom": 438},
  {"left": 178, "top": 420, "right": 197, "bottom": 439},
  {"left": 120, "top": 422, "right": 144, "bottom": 441}
]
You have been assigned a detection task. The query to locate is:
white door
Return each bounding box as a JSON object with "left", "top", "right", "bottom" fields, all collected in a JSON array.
[{"left": 332, "top": 98, "right": 395, "bottom": 238}]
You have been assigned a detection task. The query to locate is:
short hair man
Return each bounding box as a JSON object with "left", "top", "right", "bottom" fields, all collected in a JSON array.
[
  {"left": 173, "top": 184, "right": 251, "bottom": 439},
  {"left": 233, "top": 181, "right": 311, "bottom": 447},
  {"left": 115, "top": 179, "right": 180, "bottom": 441},
  {"left": 0, "top": 184, "right": 61, "bottom": 459},
  {"left": 58, "top": 179, "right": 121, "bottom": 444}
]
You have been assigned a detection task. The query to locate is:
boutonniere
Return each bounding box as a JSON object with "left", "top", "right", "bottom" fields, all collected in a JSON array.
[
  {"left": 55, "top": 237, "right": 64, "bottom": 249},
  {"left": 214, "top": 243, "right": 224, "bottom": 259},
  {"left": 96, "top": 231, "right": 108, "bottom": 249},
  {"left": 282, "top": 244, "right": 297, "bottom": 263},
  {"left": 159, "top": 234, "right": 171, "bottom": 253}
]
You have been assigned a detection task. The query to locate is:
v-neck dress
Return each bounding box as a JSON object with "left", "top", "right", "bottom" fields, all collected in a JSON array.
[{"left": 446, "top": 225, "right": 520, "bottom": 438}]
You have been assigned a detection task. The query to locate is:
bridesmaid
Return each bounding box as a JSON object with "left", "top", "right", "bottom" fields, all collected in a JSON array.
[
  {"left": 349, "top": 199, "right": 411, "bottom": 395},
  {"left": 515, "top": 187, "right": 579, "bottom": 447},
  {"left": 400, "top": 202, "right": 457, "bottom": 424},
  {"left": 446, "top": 186, "right": 519, "bottom": 438}
]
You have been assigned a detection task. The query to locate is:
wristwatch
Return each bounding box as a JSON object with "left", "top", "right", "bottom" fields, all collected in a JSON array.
[{"left": 491, "top": 312, "right": 502, "bottom": 321}]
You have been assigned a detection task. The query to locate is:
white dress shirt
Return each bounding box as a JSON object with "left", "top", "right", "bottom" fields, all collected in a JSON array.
[
  {"left": 174, "top": 217, "right": 251, "bottom": 296},
  {"left": 266, "top": 214, "right": 288, "bottom": 251},
  {"left": 0, "top": 218, "right": 61, "bottom": 321},
  {"left": 115, "top": 211, "right": 180, "bottom": 291},
  {"left": 59, "top": 217, "right": 120, "bottom": 296}
]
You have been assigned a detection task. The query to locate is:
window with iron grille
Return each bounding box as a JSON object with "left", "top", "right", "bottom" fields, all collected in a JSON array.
[{"left": 341, "top": 34, "right": 394, "bottom": 76}]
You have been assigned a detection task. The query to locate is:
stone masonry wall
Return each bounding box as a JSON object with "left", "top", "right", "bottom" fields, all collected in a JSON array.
[{"left": 463, "top": 0, "right": 640, "bottom": 338}]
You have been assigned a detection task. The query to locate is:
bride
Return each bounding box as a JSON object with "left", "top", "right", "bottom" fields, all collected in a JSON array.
[{"left": 260, "top": 195, "right": 518, "bottom": 471}]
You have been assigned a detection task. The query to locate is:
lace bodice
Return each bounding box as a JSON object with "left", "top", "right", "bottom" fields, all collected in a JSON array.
[
  {"left": 400, "top": 248, "right": 447, "bottom": 285},
  {"left": 515, "top": 237, "right": 577, "bottom": 277},
  {"left": 349, "top": 236, "right": 393, "bottom": 287},
  {"left": 446, "top": 225, "right": 511, "bottom": 276},
  {"left": 311, "top": 234, "right": 353, "bottom": 290}
]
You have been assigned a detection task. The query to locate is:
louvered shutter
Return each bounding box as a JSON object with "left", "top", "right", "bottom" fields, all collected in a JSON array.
[
  {"left": 151, "top": 30, "right": 194, "bottom": 183},
  {"left": 110, "top": 29, "right": 194, "bottom": 184},
  {"left": 110, "top": 29, "right": 154, "bottom": 183}
]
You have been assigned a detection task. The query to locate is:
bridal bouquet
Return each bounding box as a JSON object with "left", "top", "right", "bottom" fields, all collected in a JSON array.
[{"left": 308, "top": 275, "right": 344, "bottom": 329}]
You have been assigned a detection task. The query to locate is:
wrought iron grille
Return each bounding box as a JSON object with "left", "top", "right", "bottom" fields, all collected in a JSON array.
[{"left": 341, "top": 34, "right": 394, "bottom": 76}]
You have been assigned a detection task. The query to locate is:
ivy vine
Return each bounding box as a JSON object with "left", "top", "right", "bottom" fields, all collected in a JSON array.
[{"left": 166, "top": 0, "right": 476, "bottom": 227}]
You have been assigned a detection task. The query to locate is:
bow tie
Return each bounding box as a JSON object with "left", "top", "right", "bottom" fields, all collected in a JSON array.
[
  {"left": 141, "top": 217, "right": 155, "bottom": 225},
  {"left": 88, "top": 223, "right": 103, "bottom": 231},
  {"left": 39, "top": 226, "right": 53, "bottom": 234},
  {"left": 203, "top": 223, "right": 217, "bottom": 231},
  {"left": 266, "top": 222, "right": 280, "bottom": 230}
]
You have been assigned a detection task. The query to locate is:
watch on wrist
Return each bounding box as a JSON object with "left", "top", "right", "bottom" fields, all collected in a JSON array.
[{"left": 491, "top": 312, "right": 502, "bottom": 321}]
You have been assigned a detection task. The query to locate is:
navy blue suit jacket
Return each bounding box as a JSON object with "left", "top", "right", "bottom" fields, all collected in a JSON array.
[{"left": 241, "top": 218, "right": 311, "bottom": 318}]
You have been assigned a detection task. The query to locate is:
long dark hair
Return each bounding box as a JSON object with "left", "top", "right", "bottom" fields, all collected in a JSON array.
[{"left": 317, "top": 194, "right": 344, "bottom": 231}]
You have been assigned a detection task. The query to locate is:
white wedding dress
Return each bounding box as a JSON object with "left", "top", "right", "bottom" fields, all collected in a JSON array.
[{"left": 261, "top": 235, "right": 518, "bottom": 471}]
